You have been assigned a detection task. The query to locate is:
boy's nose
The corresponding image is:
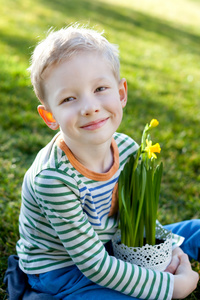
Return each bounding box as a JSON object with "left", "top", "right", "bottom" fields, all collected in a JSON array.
[{"left": 80, "top": 98, "right": 100, "bottom": 116}]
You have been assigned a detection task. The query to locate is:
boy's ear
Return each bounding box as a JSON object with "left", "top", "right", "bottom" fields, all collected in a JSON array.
[
  {"left": 119, "top": 78, "right": 127, "bottom": 108},
  {"left": 37, "top": 105, "right": 59, "bottom": 130}
]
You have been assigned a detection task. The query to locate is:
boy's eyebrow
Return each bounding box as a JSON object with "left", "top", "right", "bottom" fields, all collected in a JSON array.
[
  {"left": 54, "top": 87, "right": 71, "bottom": 100},
  {"left": 93, "top": 76, "right": 112, "bottom": 82},
  {"left": 89, "top": 76, "right": 114, "bottom": 87}
]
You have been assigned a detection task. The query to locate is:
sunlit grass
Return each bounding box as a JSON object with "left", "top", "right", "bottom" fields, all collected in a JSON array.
[{"left": 99, "top": 0, "right": 200, "bottom": 32}]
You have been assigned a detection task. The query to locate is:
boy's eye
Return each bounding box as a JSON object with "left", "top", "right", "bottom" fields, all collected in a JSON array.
[
  {"left": 61, "top": 96, "right": 75, "bottom": 103},
  {"left": 95, "top": 87, "right": 106, "bottom": 93}
]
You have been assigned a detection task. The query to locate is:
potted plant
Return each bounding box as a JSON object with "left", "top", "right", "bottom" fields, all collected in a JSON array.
[{"left": 112, "top": 119, "right": 172, "bottom": 272}]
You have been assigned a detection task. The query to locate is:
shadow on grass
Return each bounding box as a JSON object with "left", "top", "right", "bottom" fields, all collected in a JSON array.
[
  {"left": 0, "top": 32, "right": 35, "bottom": 58},
  {"left": 35, "top": 0, "right": 200, "bottom": 54},
  {"left": 1, "top": 0, "right": 200, "bottom": 56}
]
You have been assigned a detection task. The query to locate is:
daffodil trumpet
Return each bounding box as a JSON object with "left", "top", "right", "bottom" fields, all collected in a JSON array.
[{"left": 118, "top": 119, "right": 163, "bottom": 247}]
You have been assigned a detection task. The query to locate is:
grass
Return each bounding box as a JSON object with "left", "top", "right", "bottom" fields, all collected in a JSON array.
[{"left": 0, "top": 0, "right": 199, "bottom": 298}]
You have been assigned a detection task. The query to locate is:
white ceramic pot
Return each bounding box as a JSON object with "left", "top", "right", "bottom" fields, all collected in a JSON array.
[{"left": 112, "top": 222, "right": 172, "bottom": 272}]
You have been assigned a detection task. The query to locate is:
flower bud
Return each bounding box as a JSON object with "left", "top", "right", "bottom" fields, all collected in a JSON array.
[{"left": 150, "top": 119, "right": 159, "bottom": 128}]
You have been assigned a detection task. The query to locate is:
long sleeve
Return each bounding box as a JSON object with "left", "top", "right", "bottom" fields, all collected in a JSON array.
[{"left": 30, "top": 171, "right": 173, "bottom": 300}]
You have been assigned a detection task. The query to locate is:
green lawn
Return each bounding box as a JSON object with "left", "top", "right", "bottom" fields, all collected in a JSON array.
[{"left": 0, "top": 0, "right": 199, "bottom": 299}]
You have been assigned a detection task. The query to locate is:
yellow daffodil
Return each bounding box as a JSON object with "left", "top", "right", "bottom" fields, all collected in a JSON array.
[
  {"left": 145, "top": 139, "right": 161, "bottom": 159},
  {"left": 150, "top": 119, "right": 159, "bottom": 128}
]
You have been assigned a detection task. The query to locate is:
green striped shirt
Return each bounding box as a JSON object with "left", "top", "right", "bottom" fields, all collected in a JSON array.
[{"left": 16, "top": 132, "right": 174, "bottom": 299}]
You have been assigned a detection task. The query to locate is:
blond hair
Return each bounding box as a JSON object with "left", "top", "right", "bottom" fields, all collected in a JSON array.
[{"left": 28, "top": 24, "right": 120, "bottom": 103}]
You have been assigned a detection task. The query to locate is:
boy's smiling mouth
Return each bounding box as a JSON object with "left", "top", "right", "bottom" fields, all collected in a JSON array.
[{"left": 80, "top": 117, "right": 109, "bottom": 130}]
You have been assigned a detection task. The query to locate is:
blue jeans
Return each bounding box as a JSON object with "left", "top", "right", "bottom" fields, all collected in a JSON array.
[
  {"left": 27, "top": 220, "right": 200, "bottom": 299},
  {"left": 28, "top": 265, "right": 136, "bottom": 300},
  {"left": 164, "top": 219, "right": 200, "bottom": 261}
]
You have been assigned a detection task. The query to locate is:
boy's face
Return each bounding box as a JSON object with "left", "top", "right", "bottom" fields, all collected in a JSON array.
[{"left": 41, "top": 51, "right": 127, "bottom": 149}]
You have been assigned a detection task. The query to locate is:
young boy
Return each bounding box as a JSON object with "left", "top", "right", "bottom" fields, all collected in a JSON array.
[{"left": 15, "top": 24, "right": 199, "bottom": 299}]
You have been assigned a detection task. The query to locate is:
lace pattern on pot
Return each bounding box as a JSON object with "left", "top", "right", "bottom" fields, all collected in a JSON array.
[{"left": 112, "top": 222, "right": 172, "bottom": 272}]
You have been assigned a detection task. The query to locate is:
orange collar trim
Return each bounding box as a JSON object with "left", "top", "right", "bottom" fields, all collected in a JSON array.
[{"left": 56, "top": 137, "right": 119, "bottom": 181}]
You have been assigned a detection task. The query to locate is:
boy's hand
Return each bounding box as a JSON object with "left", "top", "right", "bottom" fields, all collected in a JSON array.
[
  {"left": 165, "top": 247, "right": 183, "bottom": 274},
  {"left": 172, "top": 253, "right": 199, "bottom": 299}
]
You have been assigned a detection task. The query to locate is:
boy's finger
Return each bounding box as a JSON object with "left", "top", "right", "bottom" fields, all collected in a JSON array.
[
  {"left": 165, "top": 255, "right": 180, "bottom": 274},
  {"left": 175, "top": 253, "right": 192, "bottom": 275},
  {"left": 178, "top": 253, "right": 190, "bottom": 263}
]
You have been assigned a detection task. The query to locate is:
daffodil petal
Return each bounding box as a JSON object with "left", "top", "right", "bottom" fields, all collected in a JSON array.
[
  {"left": 152, "top": 153, "right": 157, "bottom": 159},
  {"left": 144, "top": 140, "right": 161, "bottom": 159},
  {"left": 150, "top": 143, "right": 161, "bottom": 153}
]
